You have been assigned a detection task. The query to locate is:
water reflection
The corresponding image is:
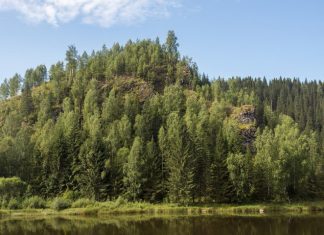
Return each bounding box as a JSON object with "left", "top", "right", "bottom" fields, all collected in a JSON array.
[{"left": 1, "top": 214, "right": 324, "bottom": 235}]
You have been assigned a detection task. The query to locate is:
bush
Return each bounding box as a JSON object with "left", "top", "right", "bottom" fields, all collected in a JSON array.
[
  {"left": 72, "top": 198, "right": 96, "bottom": 208},
  {"left": 0, "top": 177, "right": 27, "bottom": 198},
  {"left": 22, "top": 196, "right": 46, "bottom": 209},
  {"left": 51, "top": 197, "right": 71, "bottom": 211},
  {"left": 62, "top": 190, "right": 80, "bottom": 201},
  {"left": 7, "top": 198, "right": 21, "bottom": 210},
  {"left": 114, "top": 196, "right": 127, "bottom": 207},
  {"left": 0, "top": 197, "right": 8, "bottom": 209}
]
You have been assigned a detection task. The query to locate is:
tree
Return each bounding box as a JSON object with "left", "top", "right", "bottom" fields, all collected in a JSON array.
[
  {"left": 273, "top": 115, "right": 315, "bottom": 200},
  {"left": 24, "top": 65, "right": 47, "bottom": 87},
  {"left": 123, "top": 137, "right": 144, "bottom": 201},
  {"left": 50, "top": 62, "right": 66, "bottom": 102},
  {"left": 104, "top": 147, "right": 129, "bottom": 199},
  {"left": 20, "top": 82, "right": 34, "bottom": 120},
  {"left": 77, "top": 79, "right": 105, "bottom": 199},
  {"left": 8, "top": 74, "right": 21, "bottom": 97},
  {"left": 83, "top": 79, "right": 99, "bottom": 122},
  {"left": 162, "top": 85, "right": 185, "bottom": 116},
  {"left": 164, "top": 30, "right": 179, "bottom": 84},
  {"left": 78, "top": 114, "right": 105, "bottom": 200},
  {"left": 102, "top": 89, "right": 121, "bottom": 124},
  {"left": 227, "top": 152, "right": 253, "bottom": 202},
  {"left": 253, "top": 127, "right": 277, "bottom": 200},
  {"left": 37, "top": 93, "right": 53, "bottom": 127},
  {"left": 253, "top": 115, "right": 321, "bottom": 201},
  {"left": 0, "top": 79, "right": 9, "bottom": 100},
  {"left": 12, "top": 125, "right": 34, "bottom": 183},
  {"left": 61, "top": 98, "right": 81, "bottom": 191},
  {"left": 159, "top": 112, "right": 195, "bottom": 204},
  {"left": 124, "top": 94, "right": 140, "bottom": 123},
  {"left": 66, "top": 45, "right": 78, "bottom": 82},
  {"left": 208, "top": 129, "right": 233, "bottom": 202},
  {"left": 165, "top": 30, "right": 179, "bottom": 61},
  {"left": 184, "top": 94, "right": 210, "bottom": 201},
  {"left": 142, "top": 139, "right": 161, "bottom": 201},
  {"left": 33, "top": 65, "right": 47, "bottom": 86}
]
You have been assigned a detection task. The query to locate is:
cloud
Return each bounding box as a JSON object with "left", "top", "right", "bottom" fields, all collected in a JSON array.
[{"left": 0, "top": 0, "right": 180, "bottom": 27}]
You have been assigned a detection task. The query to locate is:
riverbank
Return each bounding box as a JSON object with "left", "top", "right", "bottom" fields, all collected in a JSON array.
[{"left": 2, "top": 201, "right": 324, "bottom": 218}]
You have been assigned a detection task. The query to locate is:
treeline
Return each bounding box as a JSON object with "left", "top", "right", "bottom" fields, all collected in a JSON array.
[{"left": 0, "top": 31, "right": 324, "bottom": 204}]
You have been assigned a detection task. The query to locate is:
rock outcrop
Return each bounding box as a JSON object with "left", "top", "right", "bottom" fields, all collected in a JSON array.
[{"left": 231, "top": 105, "right": 257, "bottom": 148}]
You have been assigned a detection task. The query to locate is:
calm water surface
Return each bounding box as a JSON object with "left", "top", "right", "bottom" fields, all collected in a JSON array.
[{"left": 1, "top": 214, "right": 324, "bottom": 235}]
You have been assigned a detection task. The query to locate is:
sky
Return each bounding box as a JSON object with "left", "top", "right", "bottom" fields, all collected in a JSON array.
[{"left": 0, "top": 0, "right": 324, "bottom": 82}]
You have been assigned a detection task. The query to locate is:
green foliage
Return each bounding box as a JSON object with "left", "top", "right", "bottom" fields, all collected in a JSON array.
[
  {"left": 253, "top": 127, "right": 276, "bottom": 200},
  {"left": 0, "top": 32, "right": 324, "bottom": 206},
  {"left": 51, "top": 197, "right": 72, "bottom": 211},
  {"left": 227, "top": 153, "right": 253, "bottom": 202},
  {"left": 62, "top": 190, "right": 80, "bottom": 201},
  {"left": 20, "top": 82, "right": 34, "bottom": 119},
  {"left": 8, "top": 74, "right": 21, "bottom": 97},
  {"left": 159, "top": 112, "right": 195, "bottom": 204},
  {"left": 123, "top": 137, "right": 145, "bottom": 201},
  {"left": 66, "top": 45, "right": 78, "bottom": 82},
  {"left": 208, "top": 130, "right": 233, "bottom": 203},
  {"left": 0, "top": 79, "right": 9, "bottom": 100},
  {"left": 22, "top": 196, "right": 46, "bottom": 209},
  {"left": 0, "top": 177, "right": 27, "bottom": 198},
  {"left": 114, "top": 196, "right": 128, "bottom": 207},
  {"left": 71, "top": 198, "right": 96, "bottom": 208},
  {"left": 7, "top": 198, "right": 21, "bottom": 210},
  {"left": 0, "top": 198, "right": 8, "bottom": 209},
  {"left": 253, "top": 115, "right": 321, "bottom": 201},
  {"left": 102, "top": 89, "right": 121, "bottom": 124}
]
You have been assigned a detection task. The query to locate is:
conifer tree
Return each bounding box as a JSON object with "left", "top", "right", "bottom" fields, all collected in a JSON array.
[{"left": 123, "top": 137, "right": 144, "bottom": 201}]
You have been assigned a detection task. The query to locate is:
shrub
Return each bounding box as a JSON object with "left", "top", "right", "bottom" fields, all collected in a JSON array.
[
  {"left": 62, "top": 190, "right": 80, "bottom": 201},
  {"left": 72, "top": 198, "right": 96, "bottom": 208},
  {"left": 0, "top": 197, "right": 8, "bottom": 209},
  {"left": 51, "top": 197, "right": 71, "bottom": 211},
  {"left": 0, "top": 177, "right": 27, "bottom": 198},
  {"left": 7, "top": 198, "right": 21, "bottom": 210},
  {"left": 22, "top": 196, "right": 46, "bottom": 209},
  {"left": 114, "top": 196, "right": 127, "bottom": 207}
]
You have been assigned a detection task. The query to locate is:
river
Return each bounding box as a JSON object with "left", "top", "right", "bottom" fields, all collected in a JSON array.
[{"left": 1, "top": 214, "right": 324, "bottom": 234}]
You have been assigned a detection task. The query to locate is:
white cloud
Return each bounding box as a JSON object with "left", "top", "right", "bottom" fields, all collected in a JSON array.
[{"left": 0, "top": 0, "right": 180, "bottom": 27}]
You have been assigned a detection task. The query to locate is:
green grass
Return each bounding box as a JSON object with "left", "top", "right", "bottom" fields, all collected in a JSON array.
[{"left": 2, "top": 201, "right": 324, "bottom": 218}]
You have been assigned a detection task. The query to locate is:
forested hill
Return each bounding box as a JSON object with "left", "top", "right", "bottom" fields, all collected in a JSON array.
[{"left": 1, "top": 31, "right": 324, "bottom": 204}]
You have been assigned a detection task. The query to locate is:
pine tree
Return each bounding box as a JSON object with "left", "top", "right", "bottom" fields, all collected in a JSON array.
[
  {"left": 20, "top": 82, "right": 34, "bottom": 121},
  {"left": 102, "top": 89, "right": 121, "bottom": 124},
  {"left": 123, "top": 137, "right": 144, "bottom": 201},
  {"left": 78, "top": 114, "right": 105, "bottom": 200},
  {"left": 66, "top": 45, "right": 78, "bottom": 83},
  {"left": 208, "top": 130, "right": 233, "bottom": 202},
  {"left": 0, "top": 79, "right": 9, "bottom": 100},
  {"left": 160, "top": 112, "right": 195, "bottom": 204},
  {"left": 8, "top": 74, "right": 21, "bottom": 97}
]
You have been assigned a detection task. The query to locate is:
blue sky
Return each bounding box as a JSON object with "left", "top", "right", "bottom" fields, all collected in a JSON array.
[{"left": 0, "top": 0, "right": 324, "bottom": 82}]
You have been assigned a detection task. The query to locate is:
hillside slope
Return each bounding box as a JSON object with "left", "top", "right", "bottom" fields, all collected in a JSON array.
[{"left": 0, "top": 32, "right": 324, "bottom": 204}]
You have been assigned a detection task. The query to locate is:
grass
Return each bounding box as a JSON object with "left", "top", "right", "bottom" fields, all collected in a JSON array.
[{"left": 2, "top": 201, "right": 324, "bottom": 218}]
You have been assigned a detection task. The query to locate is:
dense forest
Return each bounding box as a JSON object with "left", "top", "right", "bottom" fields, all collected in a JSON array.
[{"left": 1, "top": 31, "right": 324, "bottom": 205}]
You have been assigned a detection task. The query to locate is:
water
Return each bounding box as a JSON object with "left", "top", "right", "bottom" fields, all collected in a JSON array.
[{"left": 1, "top": 214, "right": 324, "bottom": 235}]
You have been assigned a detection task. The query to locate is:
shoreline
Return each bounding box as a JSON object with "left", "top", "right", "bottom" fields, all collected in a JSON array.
[{"left": 2, "top": 201, "right": 324, "bottom": 218}]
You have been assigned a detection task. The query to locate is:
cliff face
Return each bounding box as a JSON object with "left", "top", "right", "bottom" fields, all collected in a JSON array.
[
  {"left": 231, "top": 105, "right": 257, "bottom": 148},
  {"left": 104, "top": 76, "right": 154, "bottom": 102}
]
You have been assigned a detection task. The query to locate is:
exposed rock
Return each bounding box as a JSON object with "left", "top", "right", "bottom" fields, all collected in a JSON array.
[
  {"left": 103, "top": 76, "right": 154, "bottom": 102},
  {"left": 237, "top": 107, "right": 256, "bottom": 124},
  {"left": 231, "top": 105, "right": 257, "bottom": 148},
  {"left": 241, "top": 127, "right": 257, "bottom": 147}
]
